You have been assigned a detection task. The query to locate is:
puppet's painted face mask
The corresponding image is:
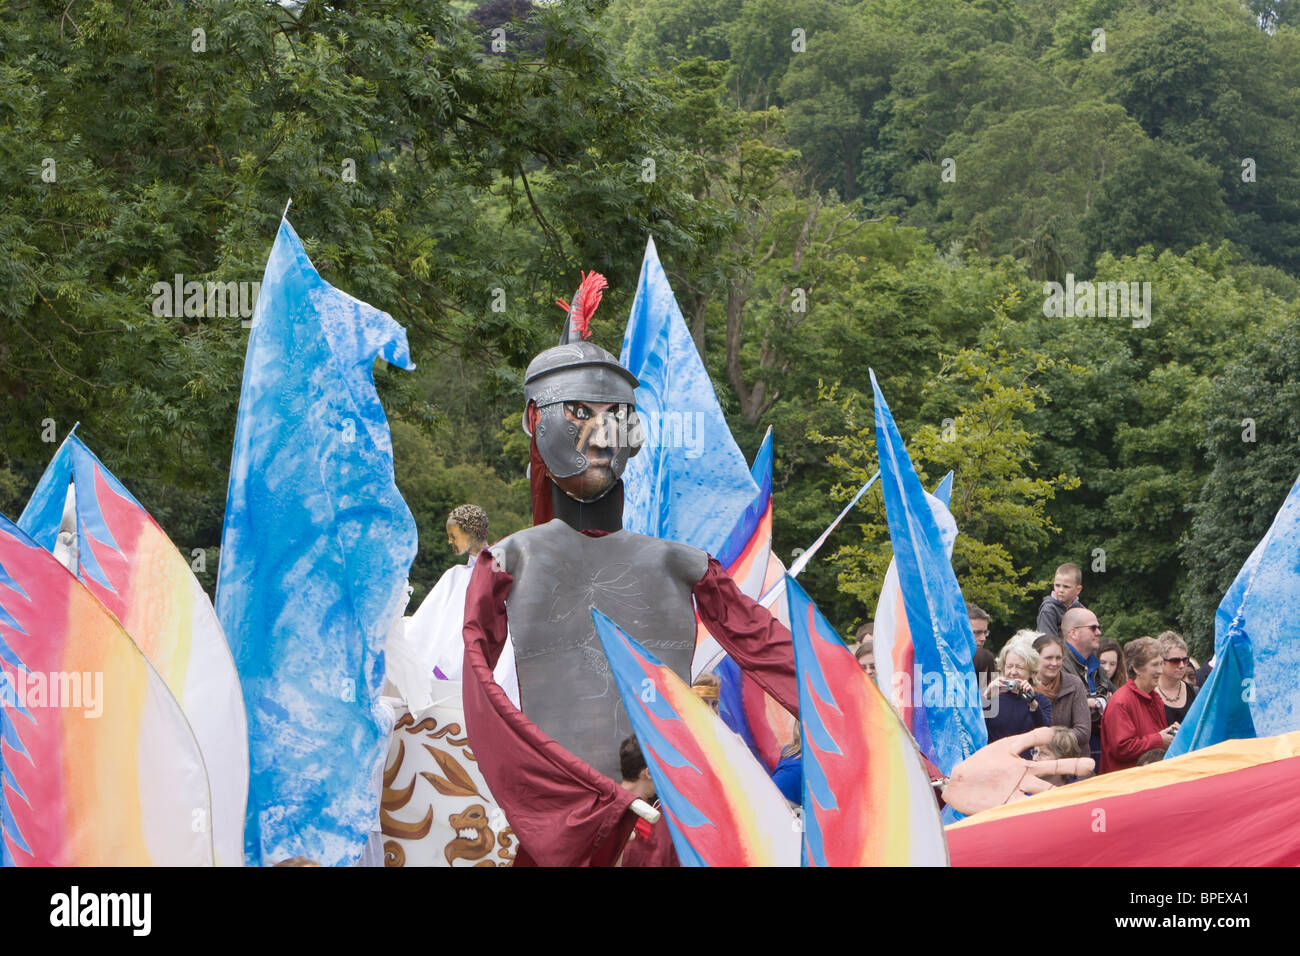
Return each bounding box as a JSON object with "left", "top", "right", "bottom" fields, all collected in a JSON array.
[{"left": 523, "top": 343, "right": 643, "bottom": 502}]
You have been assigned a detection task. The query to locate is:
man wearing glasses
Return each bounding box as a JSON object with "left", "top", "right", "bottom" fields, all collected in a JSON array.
[
  {"left": 968, "top": 604, "right": 996, "bottom": 686},
  {"left": 1060, "top": 607, "right": 1115, "bottom": 762}
]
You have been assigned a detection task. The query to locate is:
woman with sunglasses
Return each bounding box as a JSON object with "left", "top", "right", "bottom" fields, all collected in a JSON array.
[{"left": 1154, "top": 631, "right": 1198, "bottom": 724}]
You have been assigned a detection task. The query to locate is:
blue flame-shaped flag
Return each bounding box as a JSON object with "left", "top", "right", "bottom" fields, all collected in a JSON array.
[
  {"left": 871, "top": 371, "right": 986, "bottom": 777},
  {"left": 1168, "top": 471, "right": 1300, "bottom": 756},
  {"left": 619, "top": 237, "right": 759, "bottom": 556},
  {"left": 215, "top": 216, "right": 417, "bottom": 867}
]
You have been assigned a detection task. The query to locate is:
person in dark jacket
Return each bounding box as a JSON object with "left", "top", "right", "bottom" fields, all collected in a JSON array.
[
  {"left": 968, "top": 603, "right": 996, "bottom": 685},
  {"left": 1060, "top": 607, "right": 1115, "bottom": 763},
  {"left": 1036, "top": 562, "right": 1085, "bottom": 639},
  {"left": 984, "top": 635, "right": 1052, "bottom": 753}
]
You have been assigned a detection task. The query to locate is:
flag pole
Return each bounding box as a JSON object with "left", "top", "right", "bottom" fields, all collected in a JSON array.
[
  {"left": 789, "top": 470, "right": 880, "bottom": 578},
  {"left": 757, "top": 470, "right": 880, "bottom": 608}
]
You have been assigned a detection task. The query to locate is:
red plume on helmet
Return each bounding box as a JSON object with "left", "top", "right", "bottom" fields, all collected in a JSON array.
[{"left": 555, "top": 271, "right": 608, "bottom": 344}]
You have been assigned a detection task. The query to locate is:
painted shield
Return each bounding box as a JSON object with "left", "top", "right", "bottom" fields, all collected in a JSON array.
[{"left": 380, "top": 689, "right": 516, "bottom": 867}]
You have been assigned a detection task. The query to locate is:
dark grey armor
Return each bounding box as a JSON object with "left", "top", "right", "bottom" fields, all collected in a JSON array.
[{"left": 491, "top": 519, "right": 707, "bottom": 780}]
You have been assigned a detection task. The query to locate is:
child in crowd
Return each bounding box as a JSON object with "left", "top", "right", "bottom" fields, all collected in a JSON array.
[{"left": 1033, "top": 727, "right": 1081, "bottom": 787}]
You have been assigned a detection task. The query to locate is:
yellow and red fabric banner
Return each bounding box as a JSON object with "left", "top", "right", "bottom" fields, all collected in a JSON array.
[{"left": 946, "top": 731, "right": 1300, "bottom": 866}]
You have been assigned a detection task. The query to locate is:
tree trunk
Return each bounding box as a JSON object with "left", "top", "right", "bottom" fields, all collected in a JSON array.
[
  {"left": 724, "top": 282, "right": 755, "bottom": 419},
  {"left": 689, "top": 295, "right": 707, "bottom": 357}
]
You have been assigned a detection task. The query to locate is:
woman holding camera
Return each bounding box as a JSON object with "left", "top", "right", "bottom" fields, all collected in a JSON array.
[
  {"left": 1100, "top": 635, "right": 1178, "bottom": 773},
  {"left": 983, "top": 632, "right": 1053, "bottom": 751}
]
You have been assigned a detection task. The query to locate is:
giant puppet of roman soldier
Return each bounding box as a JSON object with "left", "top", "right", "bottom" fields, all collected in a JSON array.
[{"left": 460, "top": 275, "right": 799, "bottom": 866}]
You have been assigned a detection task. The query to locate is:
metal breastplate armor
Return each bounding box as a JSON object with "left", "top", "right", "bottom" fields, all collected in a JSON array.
[{"left": 492, "top": 519, "right": 707, "bottom": 781}]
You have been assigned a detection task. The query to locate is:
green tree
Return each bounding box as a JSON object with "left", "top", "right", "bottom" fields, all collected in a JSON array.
[
  {"left": 824, "top": 292, "right": 1078, "bottom": 632},
  {"left": 724, "top": 0, "right": 847, "bottom": 110},
  {"left": 609, "top": 0, "right": 743, "bottom": 66},
  {"left": 724, "top": 226, "right": 1038, "bottom": 629},
  {"left": 1091, "top": 0, "right": 1300, "bottom": 273},
  {"left": 1181, "top": 316, "right": 1300, "bottom": 657},
  {"left": 777, "top": 10, "right": 899, "bottom": 200},
  {"left": 921, "top": 102, "right": 1145, "bottom": 275},
  {"left": 0, "top": 0, "right": 728, "bottom": 561},
  {"left": 1082, "top": 139, "right": 1232, "bottom": 266},
  {"left": 1247, "top": 0, "right": 1300, "bottom": 30},
  {"left": 1008, "top": 244, "right": 1296, "bottom": 642}
]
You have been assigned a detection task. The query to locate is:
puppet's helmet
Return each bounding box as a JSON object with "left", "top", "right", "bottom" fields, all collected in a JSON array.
[{"left": 523, "top": 342, "right": 643, "bottom": 486}]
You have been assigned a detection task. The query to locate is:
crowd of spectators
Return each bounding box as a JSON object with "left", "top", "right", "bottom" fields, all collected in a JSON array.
[
  {"left": 973, "top": 562, "right": 1201, "bottom": 778},
  {"left": 847, "top": 561, "right": 1205, "bottom": 785}
]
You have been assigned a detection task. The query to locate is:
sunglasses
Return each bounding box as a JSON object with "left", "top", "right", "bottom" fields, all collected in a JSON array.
[{"left": 1165, "top": 656, "right": 1189, "bottom": 665}]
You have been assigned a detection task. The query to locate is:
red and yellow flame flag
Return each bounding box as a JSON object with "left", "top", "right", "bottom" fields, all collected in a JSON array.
[
  {"left": 0, "top": 514, "right": 212, "bottom": 865},
  {"left": 18, "top": 434, "right": 248, "bottom": 865},
  {"left": 787, "top": 575, "right": 947, "bottom": 867},
  {"left": 592, "top": 607, "right": 799, "bottom": 867},
  {"left": 946, "top": 731, "right": 1300, "bottom": 866}
]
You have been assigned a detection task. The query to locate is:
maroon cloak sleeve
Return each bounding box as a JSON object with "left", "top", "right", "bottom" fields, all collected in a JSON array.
[
  {"left": 692, "top": 556, "right": 800, "bottom": 717},
  {"left": 460, "top": 551, "right": 637, "bottom": 867}
]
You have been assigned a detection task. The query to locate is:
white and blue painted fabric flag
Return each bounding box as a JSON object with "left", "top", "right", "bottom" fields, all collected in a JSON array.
[
  {"left": 19, "top": 432, "right": 248, "bottom": 867},
  {"left": 871, "top": 371, "right": 986, "bottom": 778},
  {"left": 1167, "top": 472, "right": 1300, "bottom": 757},
  {"left": 872, "top": 472, "right": 960, "bottom": 763},
  {"left": 619, "top": 237, "right": 759, "bottom": 556},
  {"left": 215, "top": 216, "right": 417, "bottom": 867}
]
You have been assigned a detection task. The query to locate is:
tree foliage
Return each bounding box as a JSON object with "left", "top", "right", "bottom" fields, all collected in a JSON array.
[
  {"left": 0, "top": 0, "right": 729, "bottom": 580},
  {"left": 5, "top": 0, "right": 1300, "bottom": 649},
  {"left": 1181, "top": 316, "right": 1300, "bottom": 656},
  {"left": 825, "top": 292, "right": 1079, "bottom": 627}
]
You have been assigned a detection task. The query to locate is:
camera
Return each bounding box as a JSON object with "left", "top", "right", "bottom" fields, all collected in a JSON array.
[{"left": 999, "top": 679, "right": 1036, "bottom": 702}]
